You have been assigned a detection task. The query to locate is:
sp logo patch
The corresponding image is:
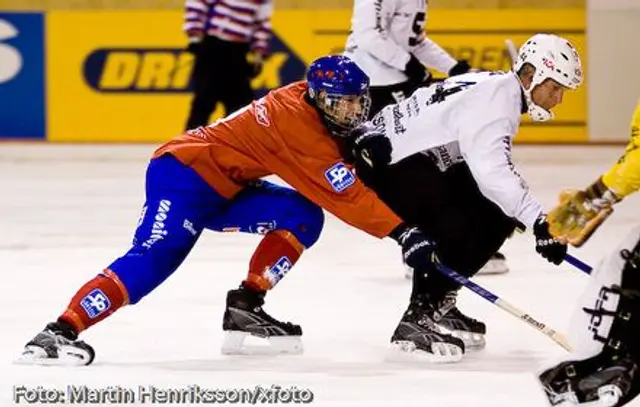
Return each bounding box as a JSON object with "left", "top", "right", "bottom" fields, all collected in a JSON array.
[
  {"left": 265, "top": 256, "right": 292, "bottom": 287},
  {"left": 324, "top": 162, "right": 355, "bottom": 192},
  {"left": 80, "top": 288, "right": 111, "bottom": 319}
]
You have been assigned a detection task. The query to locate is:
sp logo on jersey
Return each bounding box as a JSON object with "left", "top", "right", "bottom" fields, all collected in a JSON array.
[
  {"left": 265, "top": 256, "right": 292, "bottom": 287},
  {"left": 80, "top": 289, "right": 111, "bottom": 319},
  {"left": 324, "top": 163, "right": 355, "bottom": 192}
]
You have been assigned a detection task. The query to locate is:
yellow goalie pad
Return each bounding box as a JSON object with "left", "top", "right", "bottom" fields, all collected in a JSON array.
[{"left": 547, "top": 189, "right": 614, "bottom": 247}]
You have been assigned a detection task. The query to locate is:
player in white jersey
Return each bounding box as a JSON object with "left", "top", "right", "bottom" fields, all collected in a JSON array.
[
  {"left": 344, "top": 33, "right": 583, "bottom": 361},
  {"left": 344, "top": 0, "right": 472, "bottom": 116},
  {"left": 343, "top": 0, "right": 511, "bottom": 275}
]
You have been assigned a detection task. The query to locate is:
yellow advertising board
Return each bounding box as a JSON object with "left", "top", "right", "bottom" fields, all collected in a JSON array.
[{"left": 47, "top": 9, "right": 586, "bottom": 143}]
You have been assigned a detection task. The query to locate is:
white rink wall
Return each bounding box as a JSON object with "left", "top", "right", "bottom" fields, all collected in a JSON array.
[{"left": 587, "top": 0, "right": 640, "bottom": 142}]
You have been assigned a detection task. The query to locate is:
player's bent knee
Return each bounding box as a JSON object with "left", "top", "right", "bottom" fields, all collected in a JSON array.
[
  {"left": 292, "top": 200, "right": 325, "bottom": 248},
  {"left": 108, "top": 246, "right": 191, "bottom": 304}
]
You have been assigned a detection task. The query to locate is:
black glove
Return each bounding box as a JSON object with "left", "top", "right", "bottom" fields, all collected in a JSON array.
[
  {"left": 404, "top": 54, "right": 431, "bottom": 85},
  {"left": 349, "top": 123, "right": 392, "bottom": 169},
  {"left": 390, "top": 223, "right": 439, "bottom": 271},
  {"left": 533, "top": 214, "right": 567, "bottom": 265},
  {"left": 448, "top": 60, "right": 472, "bottom": 76}
]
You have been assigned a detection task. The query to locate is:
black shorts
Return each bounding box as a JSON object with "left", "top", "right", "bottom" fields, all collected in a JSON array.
[{"left": 358, "top": 153, "right": 517, "bottom": 294}]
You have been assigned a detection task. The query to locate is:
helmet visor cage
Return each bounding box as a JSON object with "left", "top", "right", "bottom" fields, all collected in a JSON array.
[{"left": 318, "top": 91, "right": 371, "bottom": 133}]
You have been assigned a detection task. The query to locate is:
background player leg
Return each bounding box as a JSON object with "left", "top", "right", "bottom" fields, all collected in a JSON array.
[
  {"left": 417, "top": 162, "right": 516, "bottom": 348},
  {"left": 207, "top": 181, "right": 324, "bottom": 355},
  {"left": 219, "top": 41, "right": 255, "bottom": 117},
  {"left": 185, "top": 37, "right": 222, "bottom": 130},
  {"left": 18, "top": 155, "right": 228, "bottom": 365}
]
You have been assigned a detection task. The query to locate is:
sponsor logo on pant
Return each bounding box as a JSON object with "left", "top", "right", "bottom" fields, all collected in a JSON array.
[
  {"left": 183, "top": 219, "right": 197, "bottom": 236},
  {"left": 142, "top": 199, "right": 171, "bottom": 249}
]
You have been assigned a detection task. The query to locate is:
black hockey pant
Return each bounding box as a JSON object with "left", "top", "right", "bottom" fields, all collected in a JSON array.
[{"left": 358, "top": 154, "right": 518, "bottom": 300}]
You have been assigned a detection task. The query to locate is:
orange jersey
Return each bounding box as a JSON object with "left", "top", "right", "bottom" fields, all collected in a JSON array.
[{"left": 153, "top": 81, "right": 402, "bottom": 239}]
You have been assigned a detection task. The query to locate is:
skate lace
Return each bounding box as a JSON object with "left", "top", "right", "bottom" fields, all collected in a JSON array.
[
  {"left": 431, "top": 292, "right": 458, "bottom": 322},
  {"left": 47, "top": 329, "right": 76, "bottom": 345},
  {"left": 436, "top": 292, "right": 484, "bottom": 329},
  {"left": 446, "top": 307, "right": 482, "bottom": 325},
  {"left": 28, "top": 330, "right": 73, "bottom": 354}
]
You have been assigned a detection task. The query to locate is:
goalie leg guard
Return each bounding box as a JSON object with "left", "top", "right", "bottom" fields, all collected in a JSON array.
[{"left": 538, "top": 225, "right": 640, "bottom": 407}]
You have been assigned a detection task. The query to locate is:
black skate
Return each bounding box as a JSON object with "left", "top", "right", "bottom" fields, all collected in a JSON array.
[
  {"left": 538, "top": 354, "right": 638, "bottom": 407},
  {"left": 221, "top": 284, "right": 302, "bottom": 355},
  {"left": 433, "top": 291, "right": 486, "bottom": 350},
  {"left": 17, "top": 320, "right": 95, "bottom": 366},
  {"left": 390, "top": 295, "right": 465, "bottom": 363}
]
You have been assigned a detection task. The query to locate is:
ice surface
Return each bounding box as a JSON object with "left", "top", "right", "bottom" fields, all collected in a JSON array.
[{"left": 1, "top": 144, "right": 638, "bottom": 406}]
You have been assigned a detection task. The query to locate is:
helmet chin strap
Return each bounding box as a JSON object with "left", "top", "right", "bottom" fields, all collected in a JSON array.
[{"left": 514, "top": 72, "right": 554, "bottom": 122}]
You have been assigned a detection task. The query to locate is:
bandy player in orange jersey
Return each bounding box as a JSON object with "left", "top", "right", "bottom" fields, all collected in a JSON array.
[{"left": 18, "top": 55, "right": 462, "bottom": 366}]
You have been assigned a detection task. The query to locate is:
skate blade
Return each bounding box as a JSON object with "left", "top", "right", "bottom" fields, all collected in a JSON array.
[
  {"left": 388, "top": 340, "right": 463, "bottom": 363},
  {"left": 476, "top": 261, "right": 509, "bottom": 275},
  {"left": 536, "top": 384, "right": 620, "bottom": 407},
  {"left": 449, "top": 330, "right": 486, "bottom": 350},
  {"left": 595, "top": 385, "right": 623, "bottom": 407},
  {"left": 15, "top": 345, "right": 92, "bottom": 366},
  {"left": 221, "top": 331, "right": 303, "bottom": 355}
]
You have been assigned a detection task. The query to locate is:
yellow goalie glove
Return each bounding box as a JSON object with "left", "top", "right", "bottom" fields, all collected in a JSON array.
[
  {"left": 547, "top": 177, "right": 619, "bottom": 247},
  {"left": 549, "top": 99, "right": 640, "bottom": 247}
]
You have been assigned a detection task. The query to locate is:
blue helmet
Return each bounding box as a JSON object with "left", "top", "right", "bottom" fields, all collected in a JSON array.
[{"left": 306, "top": 55, "right": 371, "bottom": 137}]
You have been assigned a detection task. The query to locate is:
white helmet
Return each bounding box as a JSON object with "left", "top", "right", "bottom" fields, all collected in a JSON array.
[{"left": 513, "top": 34, "right": 583, "bottom": 121}]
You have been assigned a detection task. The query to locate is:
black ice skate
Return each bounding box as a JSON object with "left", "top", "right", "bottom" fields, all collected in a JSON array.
[
  {"left": 221, "top": 284, "right": 302, "bottom": 355},
  {"left": 538, "top": 354, "right": 638, "bottom": 407},
  {"left": 17, "top": 320, "right": 95, "bottom": 366},
  {"left": 434, "top": 291, "right": 486, "bottom": 350},
  {"left": 390, "top": 295, "right": 465, "bottom": 363}
]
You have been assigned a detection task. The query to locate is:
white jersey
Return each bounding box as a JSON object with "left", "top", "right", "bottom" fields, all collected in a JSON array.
[
  {"left": 371, "top": 71, "right": 543, "bottom": 229},
  {"left": 344, "top": 0, "right": 457, "bottom": 87}
]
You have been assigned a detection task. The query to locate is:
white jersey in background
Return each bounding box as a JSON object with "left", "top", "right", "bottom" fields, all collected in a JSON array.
[
  {"left": 344, "top": 0, "right": 457, "bottom": 86},
  {"left": 372, "top": 70, "right": 544, "bottom": 229}
]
